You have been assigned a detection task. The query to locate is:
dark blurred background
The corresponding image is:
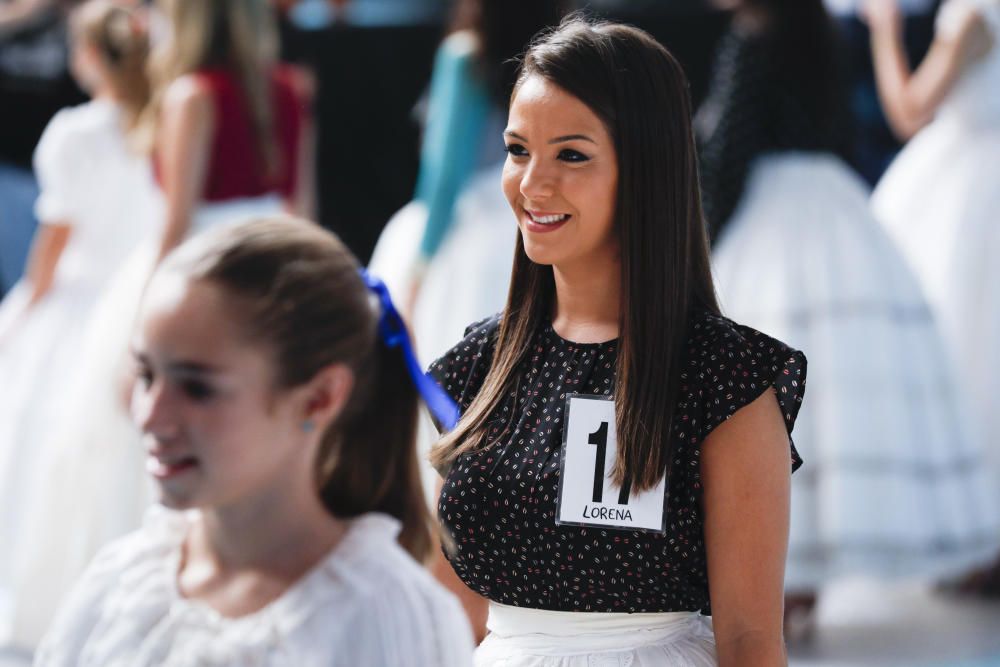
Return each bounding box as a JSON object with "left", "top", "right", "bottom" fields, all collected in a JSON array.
[{"left": 0, "top": 0, "right": 939, "bottom": 270}]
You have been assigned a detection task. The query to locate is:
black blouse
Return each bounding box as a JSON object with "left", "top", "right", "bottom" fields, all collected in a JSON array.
[{"left": 429, "top": 309, "right": 806, "bottom": 614}]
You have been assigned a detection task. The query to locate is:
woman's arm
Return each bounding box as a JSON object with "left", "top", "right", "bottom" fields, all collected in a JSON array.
[
  {"left": 864, "top": 0, "right": 994, "bottom": 140},
  {"left": 155, "top": 75, "right": 214, "bottom": 264},
  {"left": 283, "top": 66, "right": 316, "bottom": 219},
  {"left": 23, "top": 222, "right": 70, "bottom": 306},
  {"left": 702, "top": 390, "right": 792, "bottom": 667}
]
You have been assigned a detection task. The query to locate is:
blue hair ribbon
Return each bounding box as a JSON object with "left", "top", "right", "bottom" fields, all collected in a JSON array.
[{"left": 359, "top": 269, "right": 460, "bottom": 431}]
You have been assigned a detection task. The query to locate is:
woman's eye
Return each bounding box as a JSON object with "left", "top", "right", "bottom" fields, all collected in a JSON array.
[
  {"left": 181, "top": 380, "right": 215, "bottom": 402},
  {"left": 504, "top": 143, "right": 528, "bottom": 157},
  {"left": 558, "top": 148, "right": 590, "bottom": 163}
]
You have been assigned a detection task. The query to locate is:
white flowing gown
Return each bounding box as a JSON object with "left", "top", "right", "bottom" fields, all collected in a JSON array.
[{"left": 872, "top": 0, "right": 1000, "bottom": 483}]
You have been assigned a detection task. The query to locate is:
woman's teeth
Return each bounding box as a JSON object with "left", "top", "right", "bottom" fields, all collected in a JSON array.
[{"left": 529, "top": 212, "right": 570, "bottom": 224}]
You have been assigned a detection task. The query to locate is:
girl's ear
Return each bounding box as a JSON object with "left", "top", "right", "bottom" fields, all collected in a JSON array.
[{"left": 301, "top": 363, "right": 355, "bottom": 432}]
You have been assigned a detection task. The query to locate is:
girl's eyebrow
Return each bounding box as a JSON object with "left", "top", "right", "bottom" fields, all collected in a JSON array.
[
  {"left": 130, "top": 349, "right": 222, "bottom": 376},
  {"left": 504, "top": 130, "right": 597, "bottom": 145},
  {"left": 168, "top": 361, "right": 222, "bottom": 375}
]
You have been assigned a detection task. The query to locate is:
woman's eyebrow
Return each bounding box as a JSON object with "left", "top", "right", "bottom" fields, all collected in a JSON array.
[
  {"left": 549, "top": 134, "right": 596, "bottom": 145},
  {"left": 503, "top": 130, "right": 597, "bottom": 145}
]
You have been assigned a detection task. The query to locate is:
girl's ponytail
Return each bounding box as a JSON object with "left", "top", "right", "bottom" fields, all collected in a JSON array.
[{"left": 319, "top": 339, "right": 432, "bottom": 561}]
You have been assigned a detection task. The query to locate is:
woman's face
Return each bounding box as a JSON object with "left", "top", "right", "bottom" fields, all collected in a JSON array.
[
  {"left": 130, "top": 275, "right": 310, "bottom": 511},
  {"left": 502, "top": 75, "right": 619, "bottom": 272}
]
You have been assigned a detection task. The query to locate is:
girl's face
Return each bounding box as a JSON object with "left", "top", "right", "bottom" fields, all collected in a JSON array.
[
  {"left": 130, "top": 275, "right": 311, "bottom": 511},
  {"left": 502, "top": 75, "right": 620, "bottom": 272}
]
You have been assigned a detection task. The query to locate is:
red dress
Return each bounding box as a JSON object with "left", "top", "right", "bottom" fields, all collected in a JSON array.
[{"left": 157, "top": 65, "right": 307, "bottom": 202}]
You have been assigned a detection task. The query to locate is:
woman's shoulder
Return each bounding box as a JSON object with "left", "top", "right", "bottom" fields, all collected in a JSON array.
[
  {"left": 680, "top": 309, "right": 807, "bottom": 446},
  {"left": 162, "top": 73, "right": 216, "bottom": 117},
  {"left": 35, "top": 101, "right": 119, "bottom": 157},
  {"left": 428, "top": 313, "right": 501, "bottom": 408},
  {"left": 684, "top": 308, "right": 801, "bottom": 360}
]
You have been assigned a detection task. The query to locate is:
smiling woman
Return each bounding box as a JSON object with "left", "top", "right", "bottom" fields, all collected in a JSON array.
[
  {"left": 502, "top": 76, "right": 619, "bottom": 272},
  {"left": 427, "top": 15, "right": 807, "bottom": 667}
]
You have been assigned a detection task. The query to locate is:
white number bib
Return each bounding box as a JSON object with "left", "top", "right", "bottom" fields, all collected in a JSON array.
[{"left": 555, "top": 394, "right": 666, "bottom": 533}]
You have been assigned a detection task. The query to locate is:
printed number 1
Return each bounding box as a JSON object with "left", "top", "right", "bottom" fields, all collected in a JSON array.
[{"left": 587, "top": 421, "right": 632, "bottom": 505}]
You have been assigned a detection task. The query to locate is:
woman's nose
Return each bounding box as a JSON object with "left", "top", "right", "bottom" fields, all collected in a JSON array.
[{"left": 519, "top": 158, "right": 556, "bottom": 201}]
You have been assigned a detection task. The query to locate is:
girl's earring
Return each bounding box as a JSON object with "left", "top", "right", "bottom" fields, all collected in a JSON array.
[{"left": 301, "top": 419, "right": 316, "bottom": 433}]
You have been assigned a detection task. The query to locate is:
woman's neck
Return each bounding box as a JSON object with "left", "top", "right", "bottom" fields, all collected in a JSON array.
[{"left": 551, "top": 253, "right": 621, "bottom": 344}]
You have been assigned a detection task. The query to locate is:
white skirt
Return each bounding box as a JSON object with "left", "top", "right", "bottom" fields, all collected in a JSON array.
[
  {"left": 475, "top": 603, "right": 717, "bottom": 667},
  {"left": 872, "top": 117, "right": 1000, "bottom": 481},
  {"left": 2, "top": 195, "right": 285, "bottom": 649},
  {"left": 713, "top": 152, "right": 1000, "bottom": 591}
]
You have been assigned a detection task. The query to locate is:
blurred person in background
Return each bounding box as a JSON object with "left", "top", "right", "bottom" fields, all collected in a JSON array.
[
  {"left": 698, "top": 0, "right": 1000, "bottom": 637},
  {"left": 0, "top": 0, "right": 85, "bottom": 295},
  {"left": 369, "top": 0, "right": 567, "bottom": 365},
  {"left": 3, "top": 0, "right": 313, "bottom": 650},
  {"left": 866, "top": 0, "right": 1000, "bottom": 595},
  {"left": 822, "top": 0, "right": 941, "bottom": 184},
  {"left": 0, "top": 0, "right": 158, "bottom": 645},
  {"left": 34, "top": 217, "right": 475, "bottom": 666}
]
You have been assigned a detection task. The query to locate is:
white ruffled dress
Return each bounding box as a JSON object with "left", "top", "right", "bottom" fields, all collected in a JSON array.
[
  {"left": 871, "top": 0, "right": 1000, "bottom": 480},
  {"left": 713, "top": 151, "right": 1000, "bottom": 591},
  {"left": 0, "top": 99, "right": 160, "bottom": 628},
  {"left": 34, "top": 508, "right": 475, "bottom": 667}
]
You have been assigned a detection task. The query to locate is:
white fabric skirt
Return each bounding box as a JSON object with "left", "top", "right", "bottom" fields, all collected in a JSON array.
[
  {"left": 474, "top": 603, "right": 717, "bottom": 667},
  {"left": 872, "top": 118, "right": 1000, "bottom": 482},
  {"left": 713, "top": 152, "right": 1000, "bottom": 592},
  {"left": 3, "top": 195, "right": 284, "bottom": 649}
]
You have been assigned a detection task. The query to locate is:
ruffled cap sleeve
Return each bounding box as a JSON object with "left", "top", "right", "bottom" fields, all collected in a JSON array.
[{"left": 686, "top": 312, "right": 807, "bottom": 471}]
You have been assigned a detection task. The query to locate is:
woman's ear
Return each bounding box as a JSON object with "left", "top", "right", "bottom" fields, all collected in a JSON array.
[{"left": 301, "top": 363, "right": 355, "bottom": 433}]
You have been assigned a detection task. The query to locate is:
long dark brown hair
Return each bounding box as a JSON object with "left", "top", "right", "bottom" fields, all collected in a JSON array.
[
  {"left": 430, "top": 16, "right": 720, "bottom": 492},
  {"left": 165, "top": 217, "right": 431, "bottom": 560}
]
